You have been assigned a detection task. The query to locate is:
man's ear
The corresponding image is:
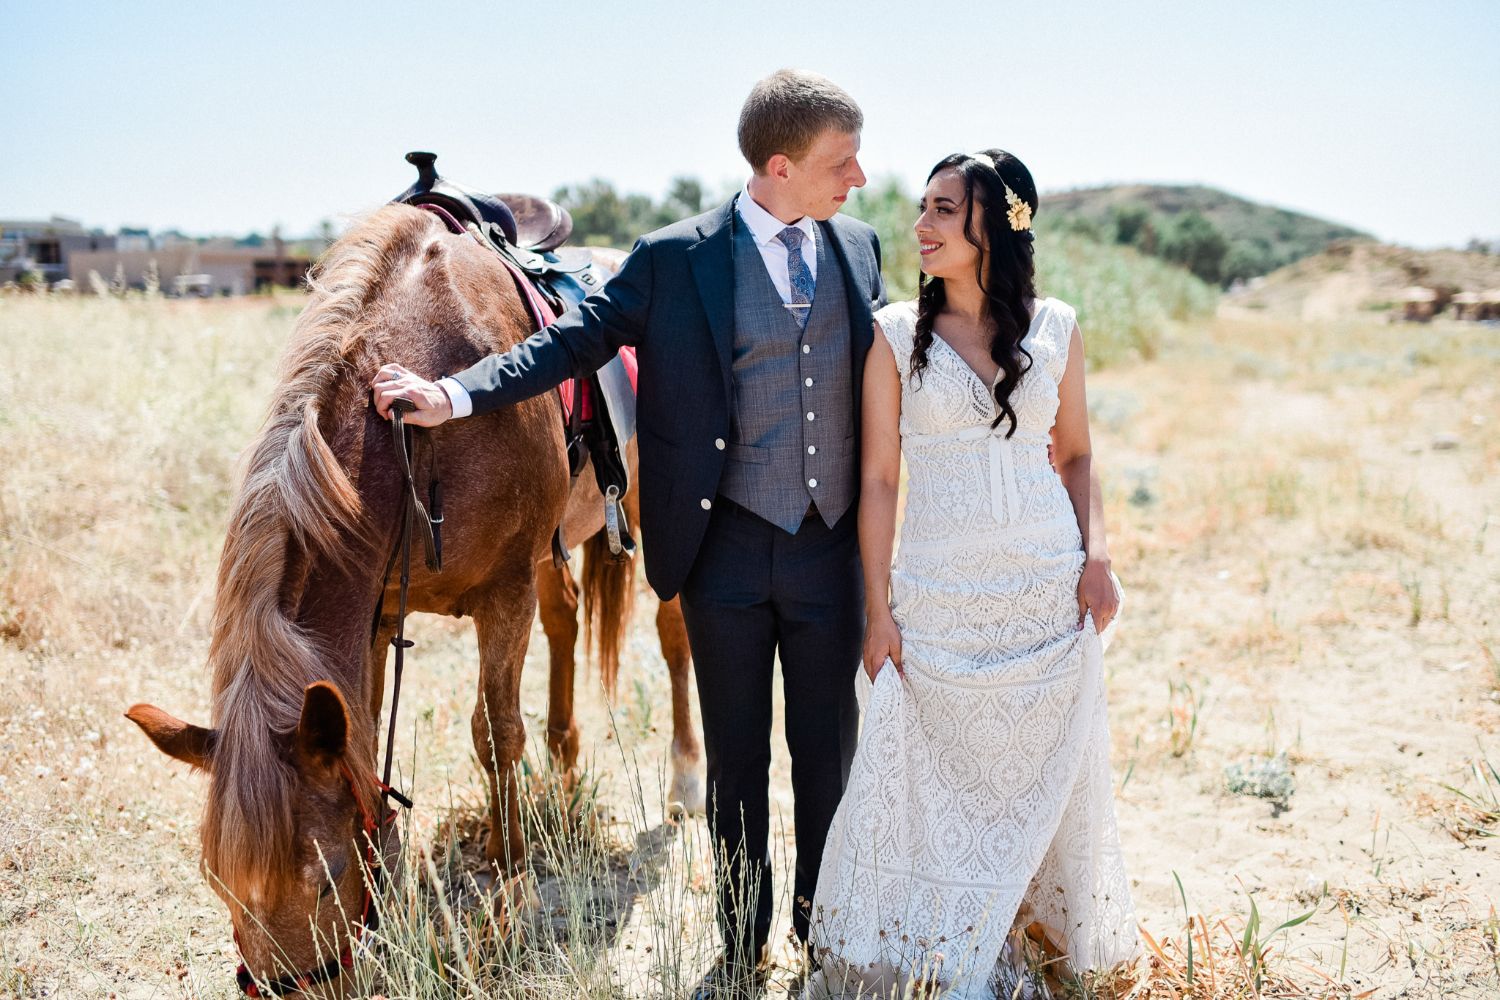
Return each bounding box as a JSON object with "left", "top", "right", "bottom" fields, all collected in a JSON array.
[
  {"left": 125, "top": 704, "right": 216, "bottom": 771},
  {"left": 295, "top": 681, "right": 350, "bottom": 765}
]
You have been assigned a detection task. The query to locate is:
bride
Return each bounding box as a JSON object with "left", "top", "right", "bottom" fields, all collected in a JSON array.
[{"left": 805, "top": 149, "right": 1138, "bottom": 998}]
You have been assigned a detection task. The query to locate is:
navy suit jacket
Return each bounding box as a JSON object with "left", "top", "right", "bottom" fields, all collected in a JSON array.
[{"left": 452, "top": 195, "right": 886, "bottom": 600}]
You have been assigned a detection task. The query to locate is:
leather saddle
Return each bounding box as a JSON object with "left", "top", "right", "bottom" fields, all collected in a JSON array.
[
  {"left": 389, "top": 152, "right": 637, "bottom": 562},
  {"left": 393, "top": 151, "right": 574, "bottom": 253}
]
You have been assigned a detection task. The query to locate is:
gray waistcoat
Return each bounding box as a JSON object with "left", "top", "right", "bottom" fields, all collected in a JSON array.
[{"left": 718, "top": 217, "right": 856, "bottom": 533}]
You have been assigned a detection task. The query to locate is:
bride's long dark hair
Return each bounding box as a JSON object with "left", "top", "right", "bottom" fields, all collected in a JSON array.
[{"left": 912, "top": 149, "right": 1040, "bottom": 437}]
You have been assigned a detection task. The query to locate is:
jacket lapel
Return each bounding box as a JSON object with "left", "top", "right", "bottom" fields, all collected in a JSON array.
[
  {"left": 686, "top": 197, "right": 737, "bottom": 398},
  {"left": 821, "top": 218, "right": 876, "bottom": 406}
]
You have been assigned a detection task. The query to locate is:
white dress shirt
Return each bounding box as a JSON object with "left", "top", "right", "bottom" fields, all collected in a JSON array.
[
  {"left": 734, "top": 182, "right": 818, "bottom": 304},
  {"left": 438, "top": 183, "right": 816, "bottom": 418}
]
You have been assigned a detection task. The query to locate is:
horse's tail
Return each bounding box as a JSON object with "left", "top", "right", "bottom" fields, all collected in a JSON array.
[{"left": 581, "top": 530, "right": 636, "bottom": 699}]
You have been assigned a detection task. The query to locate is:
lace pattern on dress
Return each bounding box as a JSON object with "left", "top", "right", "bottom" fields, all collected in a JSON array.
[{"left": 810, "top": 298, "right": 1136, "bottom": 999}]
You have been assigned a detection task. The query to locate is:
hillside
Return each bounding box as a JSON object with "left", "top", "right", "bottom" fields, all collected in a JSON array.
[
  {"left": 1041, "top": 183, "right": 1372, "bottom": 284},
  {"left": 1224, "top": 239, "right": 1500, "bottom": 321}
]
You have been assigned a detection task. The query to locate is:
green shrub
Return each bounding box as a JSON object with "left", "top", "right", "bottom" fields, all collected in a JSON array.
[{"left": 1038, "top": 230, "right": 1218, "bottom": 366}]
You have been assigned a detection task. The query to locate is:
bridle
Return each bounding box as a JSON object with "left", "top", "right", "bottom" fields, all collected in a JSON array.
[
  {"left": 234, "top": 403, "right": 433, "bottom": 996},
  {"left": 234, "top": 762, "right": 407, "bottom": 997}
]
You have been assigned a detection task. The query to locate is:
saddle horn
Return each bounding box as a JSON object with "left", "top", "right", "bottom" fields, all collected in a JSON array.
[
  {"left": 405, "top": 151, "right": 440, "bottom": 190},
  {"left": 392, "top": 150, "right": 520, "bottom": 246}
]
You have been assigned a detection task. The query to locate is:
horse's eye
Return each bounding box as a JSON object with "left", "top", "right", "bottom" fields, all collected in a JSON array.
[{"left": 316, "top": 857, "right": 349, "bottom": 897}]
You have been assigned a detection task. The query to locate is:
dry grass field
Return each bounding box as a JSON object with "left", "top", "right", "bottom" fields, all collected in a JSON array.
[{"left": 1, "top": 292, "right": 1497, "bottom": 998}]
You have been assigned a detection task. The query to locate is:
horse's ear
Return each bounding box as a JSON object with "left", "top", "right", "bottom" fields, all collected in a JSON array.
[
  {"left": 296, "top": 681, "right": 350, "bottom": 764},
  {"left": 126, "top": 704, "right": 216, "bottom": 771}
]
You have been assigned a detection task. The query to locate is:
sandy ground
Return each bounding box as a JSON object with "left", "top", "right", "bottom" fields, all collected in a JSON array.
[{"left": 2, "top": 300, "right": 1498, "bottom": 998}]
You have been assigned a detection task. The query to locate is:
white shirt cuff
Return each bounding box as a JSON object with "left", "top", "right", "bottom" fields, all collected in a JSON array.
[{"left": 436, "top": 377, "right": 473, "bottom": 419}]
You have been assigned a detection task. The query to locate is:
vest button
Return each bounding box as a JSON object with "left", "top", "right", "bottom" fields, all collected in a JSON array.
[
  {"left": 807, "top": 445, "right": 817, "bottom": 455},
  {"left": 700, "top": 498, "right": 712, "bottom": 510},
  {"left": 714, "top": 438, "right": 725, "bottom": 450},
  {"left": 804, "top": 377, "right": 813, "bottom": 387},
  {"left": 808, "top": 478, "right": 818, "bottom": 488},
  {"left": 802, "top": 344, "right": 810, "bottom": 354},
  {"left": 806, "top": 411, "right": 815, "bottom": 421}
]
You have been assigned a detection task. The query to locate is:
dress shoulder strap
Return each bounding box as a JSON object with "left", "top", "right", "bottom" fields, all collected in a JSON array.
[
  {"left": 1038, "top": 297, "right": 1077, "bottom": 381},
  {"left": 874, "top": 300, "right": 919, "bottom": 380}
]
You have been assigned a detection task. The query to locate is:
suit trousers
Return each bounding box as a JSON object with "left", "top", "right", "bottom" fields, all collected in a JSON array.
[{"left": 678, "top": 496, "right": 864, "bottom": 958}]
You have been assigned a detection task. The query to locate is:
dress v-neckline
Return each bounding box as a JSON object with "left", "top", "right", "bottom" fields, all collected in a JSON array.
[{"left": 928, "top": 299, "right": 1047, "bottom": 390}]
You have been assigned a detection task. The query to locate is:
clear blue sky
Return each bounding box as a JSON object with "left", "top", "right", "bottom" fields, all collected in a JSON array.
[{"left": 5, "top": 1, "right": 1496, "bottom": 248}]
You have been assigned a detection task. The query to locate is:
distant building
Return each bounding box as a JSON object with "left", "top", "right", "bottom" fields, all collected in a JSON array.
[
  {"left": 1395, "top": 286, "right": 1439, "bottom": 322},
  {"left": 3, "top": 217, "right": 318, "bottom": 294},
  {"left": 0, "top": 217, "right": 116, "bottom": 284},
  {"left": 116, "top": 227, "right": 152, "bottom": 253},
  {"left": 68, "top": 238, "right": 312, "bottom": 295},
  {"left": 1451, "top": 289, "right": 1500, "bottom": 322}
]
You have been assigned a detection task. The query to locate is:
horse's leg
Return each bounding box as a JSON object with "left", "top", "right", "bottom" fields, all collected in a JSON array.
[
  {"left": 535, "top": 558, "right": 581, "bottom": 774},
  {"left": 471, "top": 577, "right": 538, "bottom": 876},
  {"left": 656, "top": 595, "right": 705, "bottom": 815}
]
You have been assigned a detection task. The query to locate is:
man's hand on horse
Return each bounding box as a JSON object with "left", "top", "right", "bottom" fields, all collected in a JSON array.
[{"left": 371, "top": 363, "right": 453, "bottom": 427}]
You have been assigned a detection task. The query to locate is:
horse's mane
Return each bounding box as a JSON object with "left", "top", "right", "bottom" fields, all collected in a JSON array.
[{"left": 201, "top": 205, "right": 437, "bottom": 903}]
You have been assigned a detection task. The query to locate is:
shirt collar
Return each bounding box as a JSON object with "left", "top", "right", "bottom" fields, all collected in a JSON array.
[{"left": 738, "top": 183, "right": 816, "bottom": 247}]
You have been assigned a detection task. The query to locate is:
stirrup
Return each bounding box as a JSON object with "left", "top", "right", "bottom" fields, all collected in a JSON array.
[{"left": 603, "top": 485, "right": 637, "bottom": 559}]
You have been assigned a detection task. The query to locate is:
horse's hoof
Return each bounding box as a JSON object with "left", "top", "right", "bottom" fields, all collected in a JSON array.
[
  {"left": 669, "top": 763, "right": 706, "bottom": 817},
  {"left": 480, "top": 870, "right": 539, "bottom": 942}
]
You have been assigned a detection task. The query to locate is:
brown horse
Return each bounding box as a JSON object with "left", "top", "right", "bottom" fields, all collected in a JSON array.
[{"left": 126, "top": 203, "right": 703, "bottom": 989}]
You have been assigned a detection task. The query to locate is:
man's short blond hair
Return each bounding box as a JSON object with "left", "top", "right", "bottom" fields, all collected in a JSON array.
[{"left": 737, "top": 69, "right": 864, "bottom": 173}]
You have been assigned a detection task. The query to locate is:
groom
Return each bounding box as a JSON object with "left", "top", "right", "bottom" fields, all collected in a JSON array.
[{"left": 373, "top": 68, "right": 885, "bottom": 991}]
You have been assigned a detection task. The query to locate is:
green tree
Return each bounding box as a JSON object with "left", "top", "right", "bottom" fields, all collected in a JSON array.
[
  {"left": 662, "top": 176, "right": 705, "bottom": 219},
  {"left": 1221, "top": 239, "right": 1274, "bottom": 285},
  {"left": 1110, "top": 204, "right": 1155, "bottom": 249},
  {"left": 1158, "top": 211, "right": 1227, "bottom": 285},
  {"left": 553, "top": 178, "right": 632, "bottom": 246},
  {"left": 844, "top": 176, "right": 919, "bottom": 299}
]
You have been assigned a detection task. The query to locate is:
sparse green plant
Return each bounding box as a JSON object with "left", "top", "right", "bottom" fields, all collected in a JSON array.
[
  {"left": 1224, "top": 753, "right": 1295, "bottom": 816},
  {"left": 1141, "top": 873, "right": 1322, "bottom": 998},
  {"left": 1166, "top": 679, "right": 1203, "bottom": 758},
  {"left": 1364, "top": 808, "right": 1393, "bottom": 881},
  {"left": 1234, "top": 889, "right": 1317, "bottom": 993},
  {"left": 1438, "top": 747, "right": 1500, "bottom": 841},
  {"left": 1119, "top": 733, "right": 1141, "bottom": 793}
]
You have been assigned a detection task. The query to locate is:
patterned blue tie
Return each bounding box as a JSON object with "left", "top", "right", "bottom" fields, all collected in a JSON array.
[{"left": 776, "top": 226, "right": 815, "bottom": 329}]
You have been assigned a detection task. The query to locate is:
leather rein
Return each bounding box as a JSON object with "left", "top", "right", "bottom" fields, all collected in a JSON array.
[{"left": 235, "top": 403, "right": 432, "bottom": 996}]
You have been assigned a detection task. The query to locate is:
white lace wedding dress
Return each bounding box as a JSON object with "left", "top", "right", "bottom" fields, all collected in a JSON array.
[{"left": 805, "top": 299, "right": 1138, "bottom": 998}]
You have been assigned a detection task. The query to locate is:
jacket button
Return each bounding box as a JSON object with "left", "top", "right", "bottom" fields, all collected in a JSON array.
[
  {"left": 804, "top": 377, "right": 813, "bottom": 387},
  {"left": 808, "top": 478, "right": 818, "bottom": 488},
  {"left": 807, "top": 445, "right": 817, "bottom": 455},
  {"left": 700, "top": 498, "right": 712, "bottom": 510},
  {"left": 802, "top": 344, "right": 811, "bottom": 354},
  {"left": 806, "top": 411, "right": 815, "bottom": 421},
  {"left": 714, "top": 438, "right": 725, "bottom": 450}
]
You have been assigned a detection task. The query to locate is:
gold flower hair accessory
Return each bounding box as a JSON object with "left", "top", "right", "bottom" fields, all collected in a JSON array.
[{"left": 973, "top": 152, "right": 1033, "bottom": 233}]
